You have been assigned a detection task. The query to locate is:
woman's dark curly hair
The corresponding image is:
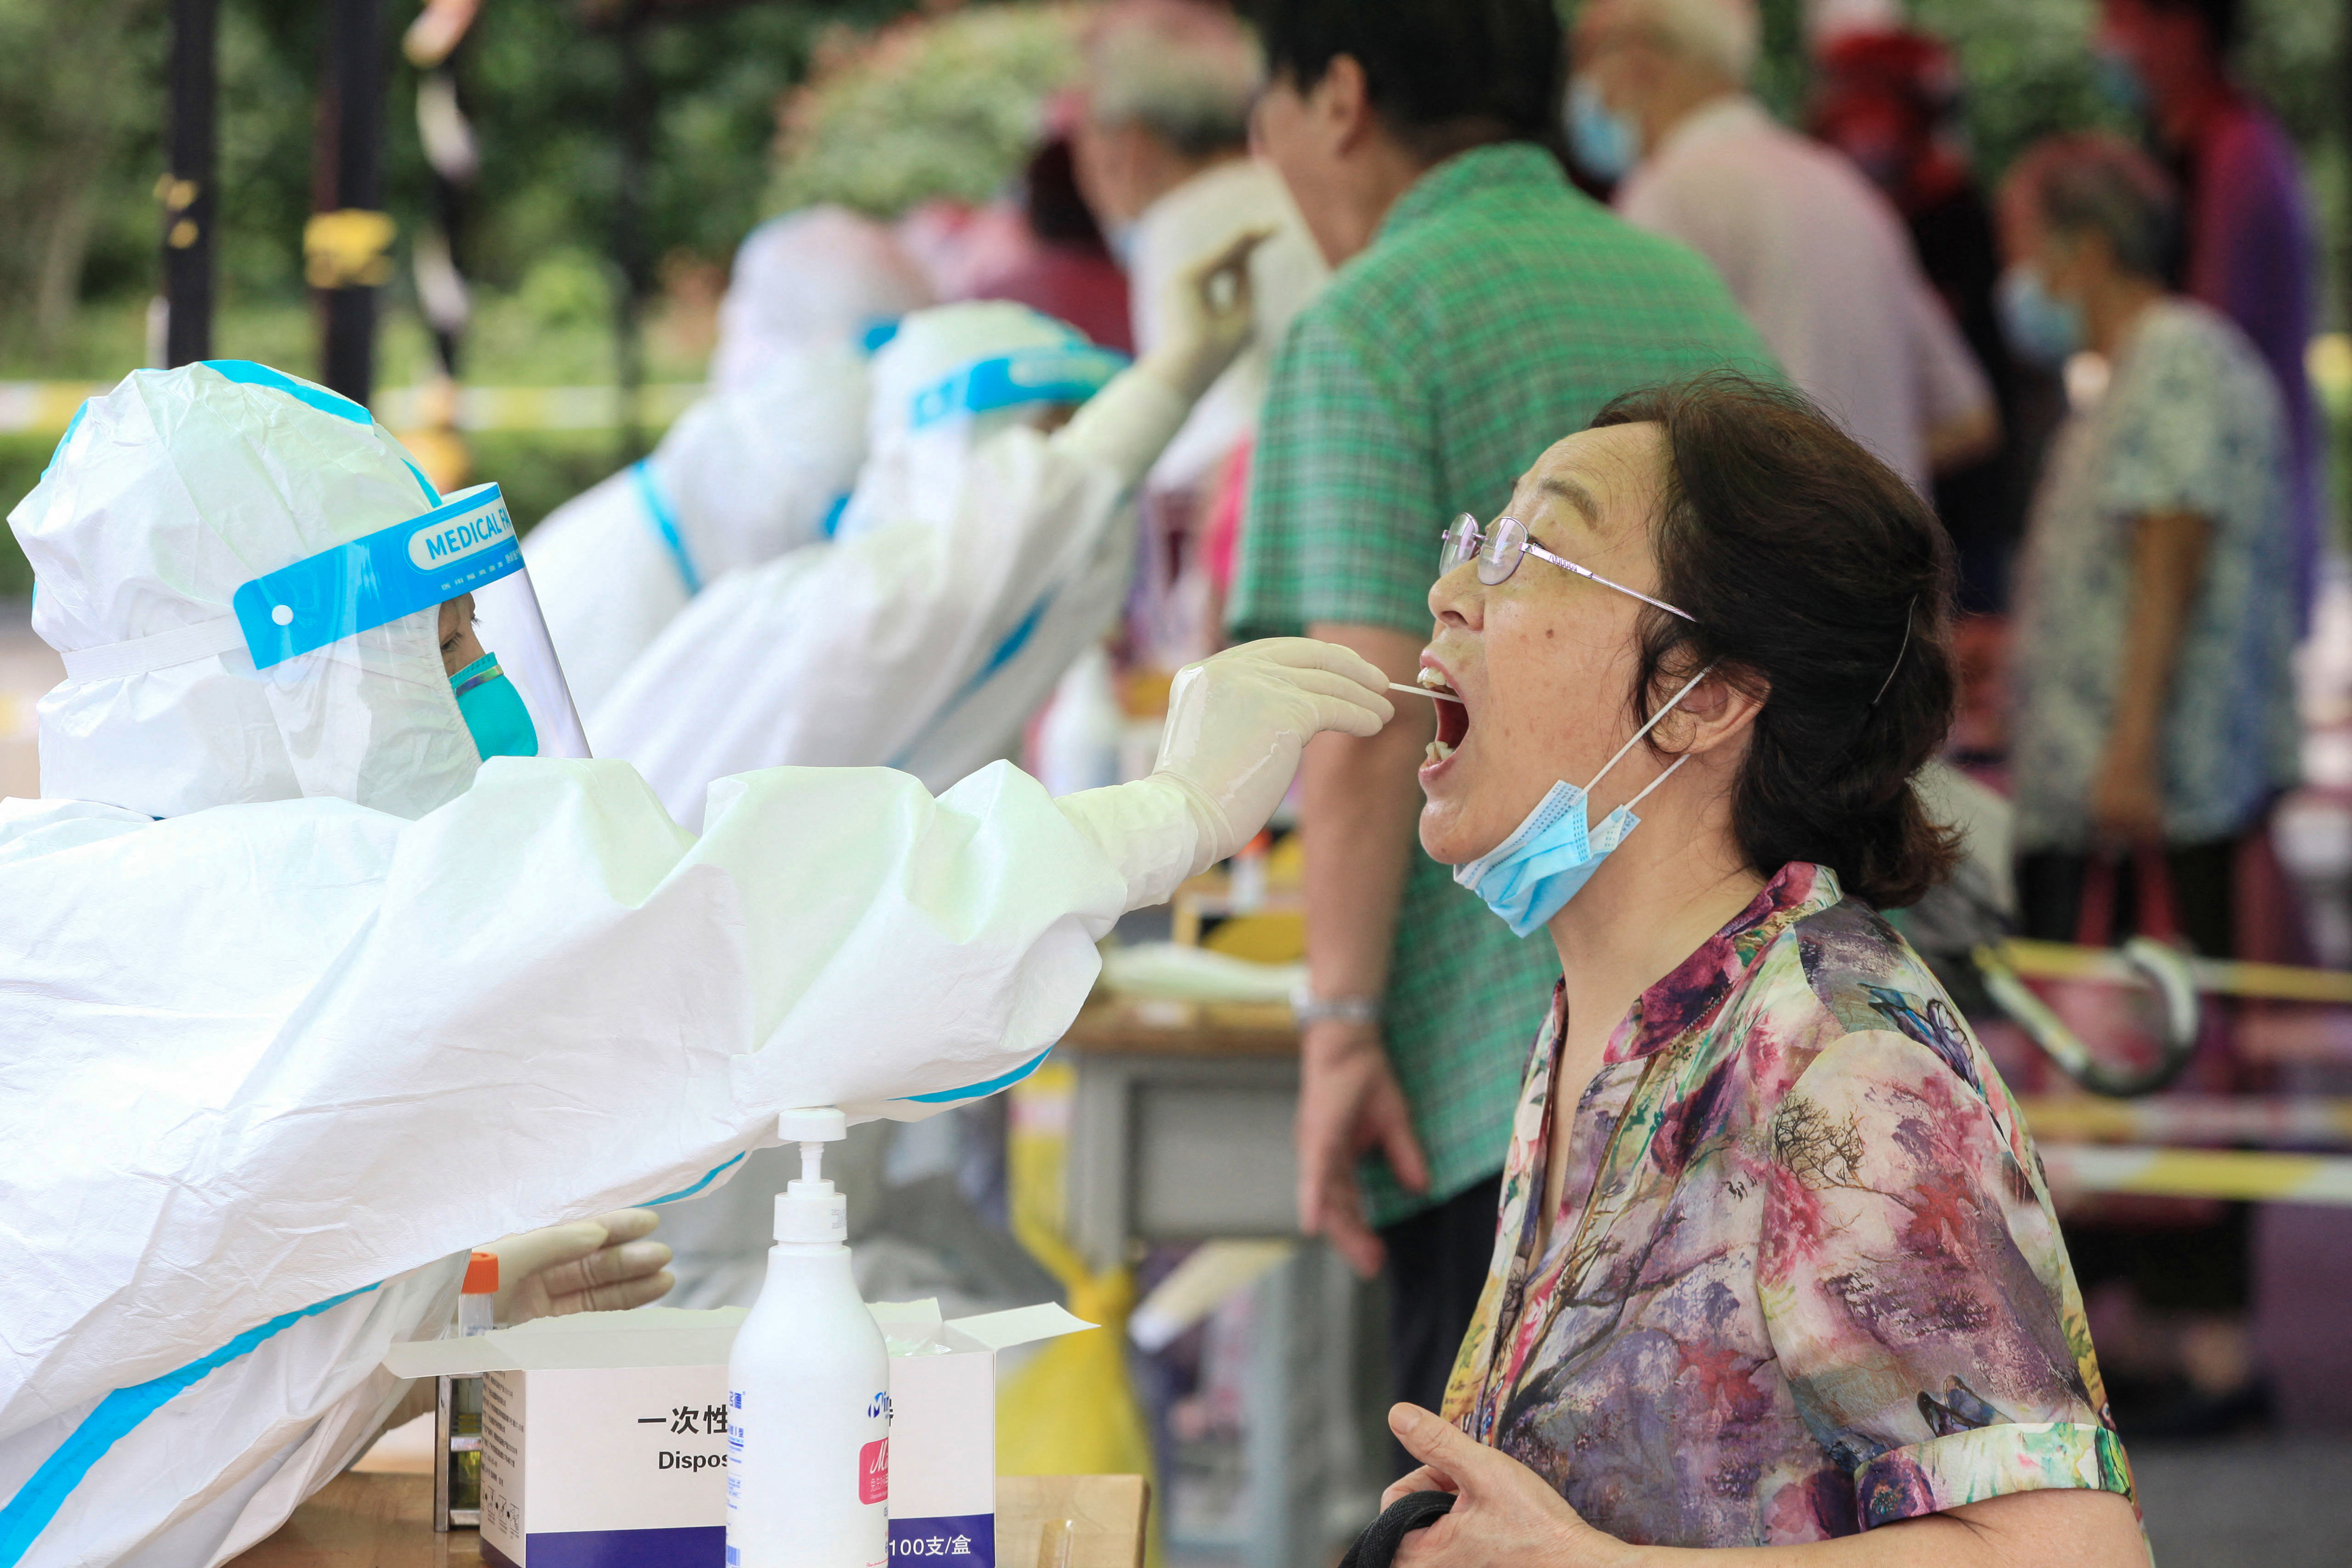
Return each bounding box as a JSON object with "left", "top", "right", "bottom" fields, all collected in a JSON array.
[{"left": 1592, "top": 372, "right": 1961, "bottom": 907}]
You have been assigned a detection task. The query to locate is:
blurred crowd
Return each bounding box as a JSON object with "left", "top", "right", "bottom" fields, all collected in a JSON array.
[{"left": 556, "top": 0, "right": 2324, "bottom": 1457}]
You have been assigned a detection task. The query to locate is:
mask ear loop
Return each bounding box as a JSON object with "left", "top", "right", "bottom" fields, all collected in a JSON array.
[
  {"left": 1584, "top": 663, "right": 1715, "bottom": 793},
  {"left": 1870, "top": 597, "right": 1917, "bottom": 707}
]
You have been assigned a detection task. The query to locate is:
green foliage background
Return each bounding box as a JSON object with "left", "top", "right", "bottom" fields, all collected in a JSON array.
[
  {"left": 764, "top": 4, "right": 1081, "bottom": 217},
  {"left": 0, "top": 0, "right": 2343, "bottom": 597}
]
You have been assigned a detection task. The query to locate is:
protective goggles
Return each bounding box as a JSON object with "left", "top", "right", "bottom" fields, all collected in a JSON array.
[
  {"left": 908, "top": 343, "right": 1131, "bottom": 430},
  {"left": 1438, "top": 513, "right": 1695, "bottom": 621},
  {"left": 233, "top": 481, "right": 590, "bottom": 759}
]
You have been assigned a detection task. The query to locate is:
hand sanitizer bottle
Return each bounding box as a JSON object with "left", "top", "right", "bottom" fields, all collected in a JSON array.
[{"left": 726, "top": 1108, "right": 890, "bottom": 1568}]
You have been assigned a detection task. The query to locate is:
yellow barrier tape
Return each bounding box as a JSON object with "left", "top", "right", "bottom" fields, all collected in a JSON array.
[
  {"left": 0, "top": 382, "right": 707, "bottom": 437},
  {"left": 1998, "top": 938, "right": 2352, "bottom": 1005},
  {"left": 2022, "top": 1095, "right": 2352, "bottom": 1147},
  {"left": 2039, "top": 1144, "right": 2352, "bottom": 1205}
]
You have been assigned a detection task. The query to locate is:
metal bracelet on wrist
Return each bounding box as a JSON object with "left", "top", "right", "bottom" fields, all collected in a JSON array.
[{"left": 1290, "top": 991, "right": 1384, "bottom": 1028}]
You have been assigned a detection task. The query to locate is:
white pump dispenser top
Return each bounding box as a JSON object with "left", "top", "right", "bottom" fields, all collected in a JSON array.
[{"left": 773, "top": 1106, "right": 849, "bottom": 1244}]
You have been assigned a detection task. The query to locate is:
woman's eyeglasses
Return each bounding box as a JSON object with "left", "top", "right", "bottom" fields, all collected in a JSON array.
[{"left": 1438, "top": 513, "right": 1695, "bottom": 622}]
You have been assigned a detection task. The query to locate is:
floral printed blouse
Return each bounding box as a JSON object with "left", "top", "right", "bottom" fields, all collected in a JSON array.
[{"left": 1441, "top": 862, "right": 2135, "bottom": 1546}]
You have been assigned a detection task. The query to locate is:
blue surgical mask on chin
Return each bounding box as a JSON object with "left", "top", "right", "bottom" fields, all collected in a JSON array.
[
  {"left": 1453, "top": 668, "right": 1710, "bottom": 937},
  {"left": 1996, "top": 263, "right": 2086, "bottom": 370},
  {"left": 1566, "top": 76, "right": 1641, "bottom": 184},
  {"left": 450, "top": 651, "right": 540, "bottom": 761}
]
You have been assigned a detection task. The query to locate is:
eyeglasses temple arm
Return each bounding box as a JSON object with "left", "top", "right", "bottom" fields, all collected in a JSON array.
[{"left": 1519, "top": 541, "right": 1696, "bottom": 622}]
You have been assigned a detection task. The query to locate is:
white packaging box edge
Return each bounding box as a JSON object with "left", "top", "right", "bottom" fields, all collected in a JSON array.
[{"left": 385, "top": 1300, "right": 1090, "bottom": 1567}]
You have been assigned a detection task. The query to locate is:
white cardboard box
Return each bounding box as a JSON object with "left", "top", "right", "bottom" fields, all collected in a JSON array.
[{"left": 383, "top": 1301, "right": 1088, "bottom": 1568}]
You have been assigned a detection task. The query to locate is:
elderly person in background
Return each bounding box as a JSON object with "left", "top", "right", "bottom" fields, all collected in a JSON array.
[
  {"left": 1570, "top": 0, "right": 1996, "bottom": 499},
  {"left": 1071, "top": 0, "right": 1327, "bottom": 666},
  {"left": 2001, "top": 132, "right": 2297, "bottom": 1431},
  {"left": 2096, "top": 0, "right": 2321, "bottom": 629}
]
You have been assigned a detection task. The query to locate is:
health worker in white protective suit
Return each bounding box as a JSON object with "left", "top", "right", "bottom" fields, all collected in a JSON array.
[
  {"left": 592, "top": 232, "right": 1277, "bottom": 830},
  {"left": 0, "top": 358, "right": 1391, "bottom": 1566},
  {"left": 524, "top": 206, "right": 935, "bottom": 721}
]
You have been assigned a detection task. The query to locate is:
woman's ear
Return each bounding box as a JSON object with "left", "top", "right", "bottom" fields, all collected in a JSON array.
[{"left": 1653, "top": 666, "right": 1767, "bottom": 757}]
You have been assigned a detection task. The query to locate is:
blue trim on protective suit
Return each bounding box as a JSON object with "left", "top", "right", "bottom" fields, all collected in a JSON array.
[
  {"left": 201, "top": 360, "right": 371, "bottom": 424},
  {"left": 0, "top": 1282, "right": 382, "bottom": 1563},
  {"left": 820, "top": 492, "right": 851, "bottom": 539},
  {"left": 197, "top": 360, "right": 437, "bottom": 504},
  {"left": 39, "top": 402, "right": 87, "bottom": 483},
  {"left": 630, "top": 459, "right": 702, "bottom": 596},
  {"left": 978, "top": 595, "right": 1048, "bottom": 680},
  {"left": 886, "top": 592, "right": 1054, "bottom": 774},
  {"left": 901, "top": 1045, "right": 1053, "bottom": 1104},
  {"left": 646, "top": 1151, "right": 745, "bottom": 1205}
]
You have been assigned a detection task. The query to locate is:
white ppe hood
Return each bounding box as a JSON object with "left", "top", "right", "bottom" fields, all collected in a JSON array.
[
  {"left": 14, "top": 362, "right": 482, "bottom": 821},
  {"left": 711, "top": 205, "right": 935, "bottom": 394}
]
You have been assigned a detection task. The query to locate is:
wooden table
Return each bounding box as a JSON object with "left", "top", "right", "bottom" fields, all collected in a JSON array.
[
  {"left": 225, "top": 1473, "right": 483, "bottom": 1566},
  {"left": 226, "top": 1473, "right": 1146, "bottom": 1568}
]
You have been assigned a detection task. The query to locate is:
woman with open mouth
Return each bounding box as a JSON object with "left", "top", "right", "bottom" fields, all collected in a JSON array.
[{"left": 1381, "top": 372, "right": 2145, "bottom": 1564}]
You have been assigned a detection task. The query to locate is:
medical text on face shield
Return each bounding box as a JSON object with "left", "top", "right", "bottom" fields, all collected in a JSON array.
[{"left": 407, "top": 503, "right": 514, "bottom": 570}]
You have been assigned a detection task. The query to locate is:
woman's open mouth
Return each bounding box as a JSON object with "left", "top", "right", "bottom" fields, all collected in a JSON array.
[{"left": 1419, "top": 664, "right": 1468, "bottom": 769}]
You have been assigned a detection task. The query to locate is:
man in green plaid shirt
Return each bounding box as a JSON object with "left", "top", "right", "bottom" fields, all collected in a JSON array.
[{"left": 1231, "top": 0, "right": 1773, "bottom": 1416}]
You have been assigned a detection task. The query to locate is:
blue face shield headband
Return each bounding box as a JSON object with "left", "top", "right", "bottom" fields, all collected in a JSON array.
[
  {"left": 1452, "top": 666, "right": 1713, "bottom": 937},
  {"left": 908, "top": 343, "right": 1131, "bottom": 429},
  {"left": 230, "top": 481, "right": 590, "bottom": 761}
]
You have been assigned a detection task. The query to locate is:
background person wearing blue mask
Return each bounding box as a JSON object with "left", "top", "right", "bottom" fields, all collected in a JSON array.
[
  {"left": 1997, "top": 132, "right": 2297, "bottom": 1437},
  {"left": 0, "top": 358, "right": 1392, "bottom": 1566},
  {"left": 1568, "top": 0, "right": 1996, "bottom": 500}
]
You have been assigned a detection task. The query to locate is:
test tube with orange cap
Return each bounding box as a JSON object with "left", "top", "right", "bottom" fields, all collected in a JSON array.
[{"left": 437, "top": 1250, "right": 498, "bottom": 1531}]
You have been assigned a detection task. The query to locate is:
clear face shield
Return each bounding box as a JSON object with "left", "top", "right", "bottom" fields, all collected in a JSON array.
[{"left": 230, "top": 482, "right": 589, "bottom": 800}]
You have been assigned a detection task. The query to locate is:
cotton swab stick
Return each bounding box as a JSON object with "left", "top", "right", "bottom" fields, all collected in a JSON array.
[{"left": 1389, "top": 680, "right": 1464, "bottom": 704}]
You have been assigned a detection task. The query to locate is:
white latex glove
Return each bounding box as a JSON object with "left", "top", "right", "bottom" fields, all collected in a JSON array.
[
  {"left": 1139, "top": 227, "right": 1274, "bottom": 403},
  {"left": 1057, "top": 638, "right": 1394, "bottom": 909},
  {"left": 1157, "top": 637, "right": 1394, "bottom": 861},
  {"left": 487, "top": 1208, "right": 674, "bottom": 1326}
]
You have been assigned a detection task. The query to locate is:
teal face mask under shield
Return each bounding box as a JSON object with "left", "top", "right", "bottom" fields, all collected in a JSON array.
[
  {"left": 1452, "top": 668, "right": 1710, "bottom": 937},
  {"left": 450, "top": 653, "right": 540, "bottom": 760},
  {"left": 231, "top": 480, "right": 592, "bottom": 766}
]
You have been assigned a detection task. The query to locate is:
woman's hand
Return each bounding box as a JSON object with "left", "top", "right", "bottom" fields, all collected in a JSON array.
[
  {"left": 2088, "top": 736, "right": 2164, "bottom": 845},
  {"left": 488, "top": 1208, "right": 674, "bottom": 1325},
  {"left": 1385, "top": 1403, "right": 1631, "bottom": 1568},
  {"left": 1143, "top": 226, "right": 1274, "bottom": 402}
]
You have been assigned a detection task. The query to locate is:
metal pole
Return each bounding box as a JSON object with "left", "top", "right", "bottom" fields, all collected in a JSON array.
[
  {"left": 613, "top": 4, "right": 655, "bottom": 463},
  {"left": 312, "top": 0, "right": 389, "bottom": 403},
  {"left": 161, "top": 0, "right": 217, "bottom": 367}
]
